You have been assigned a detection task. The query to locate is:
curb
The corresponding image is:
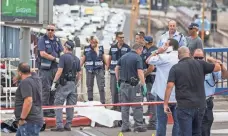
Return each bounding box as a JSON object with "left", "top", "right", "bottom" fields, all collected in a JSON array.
[{"left": 44, "top": 116, "right": 91, "bottom": 127}]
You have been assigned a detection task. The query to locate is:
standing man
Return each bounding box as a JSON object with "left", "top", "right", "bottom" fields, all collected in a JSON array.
[
  {"left": 50, "top": 40, "right": 81, "bottom": 132},
  {"left": 157, "top": 20, "right": 186, "bottom": 47},
  {"left": 164, "top": 47, "right": 221, "bottom": 136},
  {"left": 146, "top": 39, "right": 180, "bottom": 136},
  {"left": 186, "top": 23, "right": 203, "bottom": 55},
  {"left": 193, "top": 49, "right": 228, "bottom": 136},
  {"left": 115, "top": 43, "right": 147, "bottom": 132},
  {"left": 81, "top": 36, "right": 107, "bottom": 104},
  {"left": 15, "top": 63, "right": 43, "bottom": 136},
  {"left": 140, "top": 36, "right": 157, "bottom": 130},
  {"left": 107, "top": 32, "right": 131, "bottom": 110},
  {"left": 135, "top": 31, "right": 145, "bottom": 44},
  {"left": 37, "top": 24, "right": 63, "bottom": 117}
]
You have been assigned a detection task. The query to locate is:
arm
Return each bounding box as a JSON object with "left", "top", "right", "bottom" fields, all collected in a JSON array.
[
  {"left": 138, "top": 69, "right": 145, "bottom": 85},
  {"left": 80, "top": 56, "right": 86, "bottom": 67},
  {"left": 20, "top": 97, "right": 33, "bottom": 120},
  {"left": 221, "top": 64, "right": 228, "bottom": 79},
  {"left": 53, "top": 68, "right": 63, "bottom": 82},
  {"left": 164, "top": 82, "right": 175, "bottom": 105},
  {"left": 115, "top": 65, "right": 120, "bottom": 81},
  {"left": 206, "top": 57, "right": 221, "bottom": 72},
  {"left": 144, "top": 65, "right": 155, "bottom": 77},
  {"left": 106, "top": 55, "right": 112, "bottom": 69}
]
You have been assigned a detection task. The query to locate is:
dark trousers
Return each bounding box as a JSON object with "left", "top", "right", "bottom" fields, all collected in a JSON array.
[
  {"left": 177, "top": 107, "right": 205, "bottom": 136},
  {"left": 202, "top": 97, "right": 214, "bottom": 136}
]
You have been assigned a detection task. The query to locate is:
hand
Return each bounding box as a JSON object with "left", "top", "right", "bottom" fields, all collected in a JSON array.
[
  {"left": 206, "top": 57, "right": 216, "bottom": 63},
  {"left": 18, "top": 119, "right": 26, "bottom": 126},
  {"left": 116, "top": 81, "right": 120, "bottom": 92},
  {"left": 164, "top": 104, "right": 172, "bottom": 114},
  {"left": 54, "top": 58, "right": 60, "bottom": 63},
  {"left": 51, "top": 82, "right": 57, "bottom": 91},
  {"left": 142, "top": 84, "right": 147, "bottom": 97}
]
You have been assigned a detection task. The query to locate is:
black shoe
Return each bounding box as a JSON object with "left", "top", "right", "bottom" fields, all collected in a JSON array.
[
  {"left": 121, "top": 128, "right": 131, "bottom": 132},
  {"left": 134, "top": 127, "right": 147, "bottom": 132},
  {"left": 64, "top": 127, "right": 71, "bottom": 131},
  {"left": 147, "top": 125, "right": 156, "bottom": 130},
  {"left": 43, "top": 112, "right": 55, "bottom": 118},
  {"left": 50, "top": 128, "right": 64, "bottom": 132}
]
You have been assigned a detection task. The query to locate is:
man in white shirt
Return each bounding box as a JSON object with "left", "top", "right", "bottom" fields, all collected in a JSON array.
[
  {"left": 146, "top": 38, "right": 180, "bottom": 136},
  {"left": 157, "top": 20, "right": 186, "bottom": 47}
]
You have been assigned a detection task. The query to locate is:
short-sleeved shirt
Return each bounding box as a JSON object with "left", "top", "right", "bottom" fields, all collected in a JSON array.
[
  {"left": 14, "top": 73, "right": 43, "bottom": 125},
  {"left": 157, "top": 31, "right": 187, "bottom": 47},
  {"left": 168, "top": 57, "right": 215, "bottom": 108},
  {"left": 117, "top": 51, "right": 143, "bottom": 81},
  {"left": 37, "top": 35, "right": 63, "bottom": 68},
  {"left": 186, "top": 36, "right": 203, "bottom": 55},
  {"left": 205, "top": 71, "right": 222, "bottom": 96},
  {"left": 58, "top": 53, "right": 81, "bottom": 74}
]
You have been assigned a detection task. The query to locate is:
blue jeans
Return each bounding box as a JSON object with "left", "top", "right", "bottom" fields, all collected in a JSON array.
[
  {"left": 16, "top": 123, "right": 42, "bottom": 136},
  {"left": 156, "top": 96, "right": 179, "bottom": 136},
  {"left": 177, "top": 107, "right": 205, "bottom": 136}
]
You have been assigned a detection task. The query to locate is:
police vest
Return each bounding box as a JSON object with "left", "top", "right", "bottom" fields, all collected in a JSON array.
[
  {"left": 141, "top": 46, "right": 157, "bottom": 70},
  {"left": 39, "top": 36, "right": 62, "bottom": 70},
  {"left": 84, "top": 45, "right": 104, "bottom": 70},
  {"left": 110, "top": 44, "right": 130, "bottom": 74}
]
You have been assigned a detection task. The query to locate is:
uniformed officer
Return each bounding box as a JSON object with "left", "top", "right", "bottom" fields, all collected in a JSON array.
[
  {"left": 80, "top": 36, "right": 107, "bottom": 104},
  {"left": 193, "top": 49, "right": 228, "bottom": 136},
  {"left": 37, "top": 24, "right": 63, "bottom": 117},
  {"left": 157, "top": 20, "right": 187, "bottom": 47},
  {"left": 141, "top": 36, "right": 157, "bottom": 130},
  {"left": 108, "top": 32, "right": 131, "bottom": 110},
  {"left": 50, "top": 40, "right": 81, "bottom": 132},
  {"left": 115, "top": 43, "right": 147, "bottom": 132}
]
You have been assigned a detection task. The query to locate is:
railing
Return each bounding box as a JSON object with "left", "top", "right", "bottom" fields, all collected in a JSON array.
[{"left": 204, "top": 47, "right": 228, "bottom": 95}]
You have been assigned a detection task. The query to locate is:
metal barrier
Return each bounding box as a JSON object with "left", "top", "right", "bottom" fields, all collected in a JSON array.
[
  {"left": 204, "top": 47, "right": 228, "bottom": 95},
  {"left": 0, "top": 58, "right": 37, "bottom": 108}
]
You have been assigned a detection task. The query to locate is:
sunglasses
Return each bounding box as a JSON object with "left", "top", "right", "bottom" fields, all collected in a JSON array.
[
  {"left": 194, "top": 57, "right": 204, "bottom": 60},
  {"left": 47, "top": 29, "right": 54, "bottom": 32}
]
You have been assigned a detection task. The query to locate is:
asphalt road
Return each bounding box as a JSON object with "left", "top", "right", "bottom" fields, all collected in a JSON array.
[{"left": 2, "top": 122, "right": 228, "bottom": 136}]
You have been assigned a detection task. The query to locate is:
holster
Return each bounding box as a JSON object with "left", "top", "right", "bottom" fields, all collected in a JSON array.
[
  {"left": 59, "top": 77, "right": 67, "bottom": 86},
  {"left": 130, "top": 77, "right": 139, "bottom": 86}
]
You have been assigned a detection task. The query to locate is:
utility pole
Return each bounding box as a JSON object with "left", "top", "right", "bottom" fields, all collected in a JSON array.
[
  {"left": 201, "top": 0, "right": 205, "bottom": 47},
  {"left": 130, "top": 0, "right": 137, "bottom": 42},
  {"left": 148, "top": 0, "right": 151, "bottom": 35}
]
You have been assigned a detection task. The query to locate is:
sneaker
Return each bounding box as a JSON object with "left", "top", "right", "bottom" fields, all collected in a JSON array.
[
  {"left": 50, "top": 128, "right": 64, "bottom": 132},
  {"left": 43, "top": 112, "right": 55, "bottom": 118},
  {"left": 134, "top": 127, "right": 147, "bottom": 132},
  {"left": 121, "top": 128, "right": 131, "bottom": 132}
]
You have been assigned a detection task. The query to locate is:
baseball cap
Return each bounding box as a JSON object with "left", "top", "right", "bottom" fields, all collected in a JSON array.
[
  {"left": 188, "top": 23, "right": 199, "bottom": 29},
  {"left": 144, "top": 36, "right": 153, "bottom": 43},
  {"left": 64, "top": 40, "right": 75, "bottom": 49}
]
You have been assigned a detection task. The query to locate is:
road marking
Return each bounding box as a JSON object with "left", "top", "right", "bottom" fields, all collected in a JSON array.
[
  {"left": 118, "top": 132, "right": 124, "bottom": 136},
  {"left": 211, "top": 129, "right": 228, "bottom": 134}
]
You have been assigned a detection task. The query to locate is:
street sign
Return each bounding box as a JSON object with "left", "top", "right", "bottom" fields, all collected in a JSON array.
[{"left": 1, "top": 0, "right": 53, "bottom": 27}]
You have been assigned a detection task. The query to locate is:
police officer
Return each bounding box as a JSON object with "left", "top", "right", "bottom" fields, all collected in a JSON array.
[
  {"left": 50, "top": 40, "right": 81, "bottom": 131},
  {"left": 80, "top": 36, "right": 106, "bottom": 104},
  {"left": 141, "top": 36, "right": 157, "bottom": 130},
  {"left": 108, "top": 32, "right": 131, "bottom": 110},
  {"left": 157, "top": 20, "right": 186, "bottom": 47},
  {"left": 37, "top": 24, "right": 63, "bottom": 117},
  {"left": 115, "top": 43, "right": 147, "bottom": 132}
]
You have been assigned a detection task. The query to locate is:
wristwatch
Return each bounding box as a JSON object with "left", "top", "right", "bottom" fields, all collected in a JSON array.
[{"left": 19, "top": 118, "right": 25, "bottom": 121}]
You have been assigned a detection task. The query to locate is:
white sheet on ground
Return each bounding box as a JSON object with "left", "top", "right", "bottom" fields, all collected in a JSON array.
[{"left": 63, "top": 101, "right": 138, "bottom": 128}]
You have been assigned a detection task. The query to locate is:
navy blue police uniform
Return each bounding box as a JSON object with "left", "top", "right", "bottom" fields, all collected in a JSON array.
[
  {"left": 37, "top": 34, "right": 63, "bottom": 117},
  {"left": 84, "top": 44, "right": 106, "bottom": 104},
  {"left": 109, "top": 43, "right": 131, "bottom": 105}
]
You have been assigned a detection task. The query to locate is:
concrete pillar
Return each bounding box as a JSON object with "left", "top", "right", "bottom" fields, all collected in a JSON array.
[{"left": 19, "top": 27, "right": 31, "bottom": 64}]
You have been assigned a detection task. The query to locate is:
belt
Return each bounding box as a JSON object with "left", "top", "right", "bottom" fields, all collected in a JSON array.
[{"left": 120, "top": 80, "right": 130, "bottom": 84}]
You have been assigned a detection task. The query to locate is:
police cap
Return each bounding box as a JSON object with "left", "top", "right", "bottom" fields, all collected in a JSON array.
[
  {"left": 144, "top": 36, "right": 153, "bottom": 43},
  {"left": 64, "top": 40, "right": 75, "bottom": 49}
]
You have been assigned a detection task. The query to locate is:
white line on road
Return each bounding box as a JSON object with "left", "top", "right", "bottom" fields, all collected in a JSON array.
[{"left": 211, "top": 129, "right": 228, "bottom": 134}]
